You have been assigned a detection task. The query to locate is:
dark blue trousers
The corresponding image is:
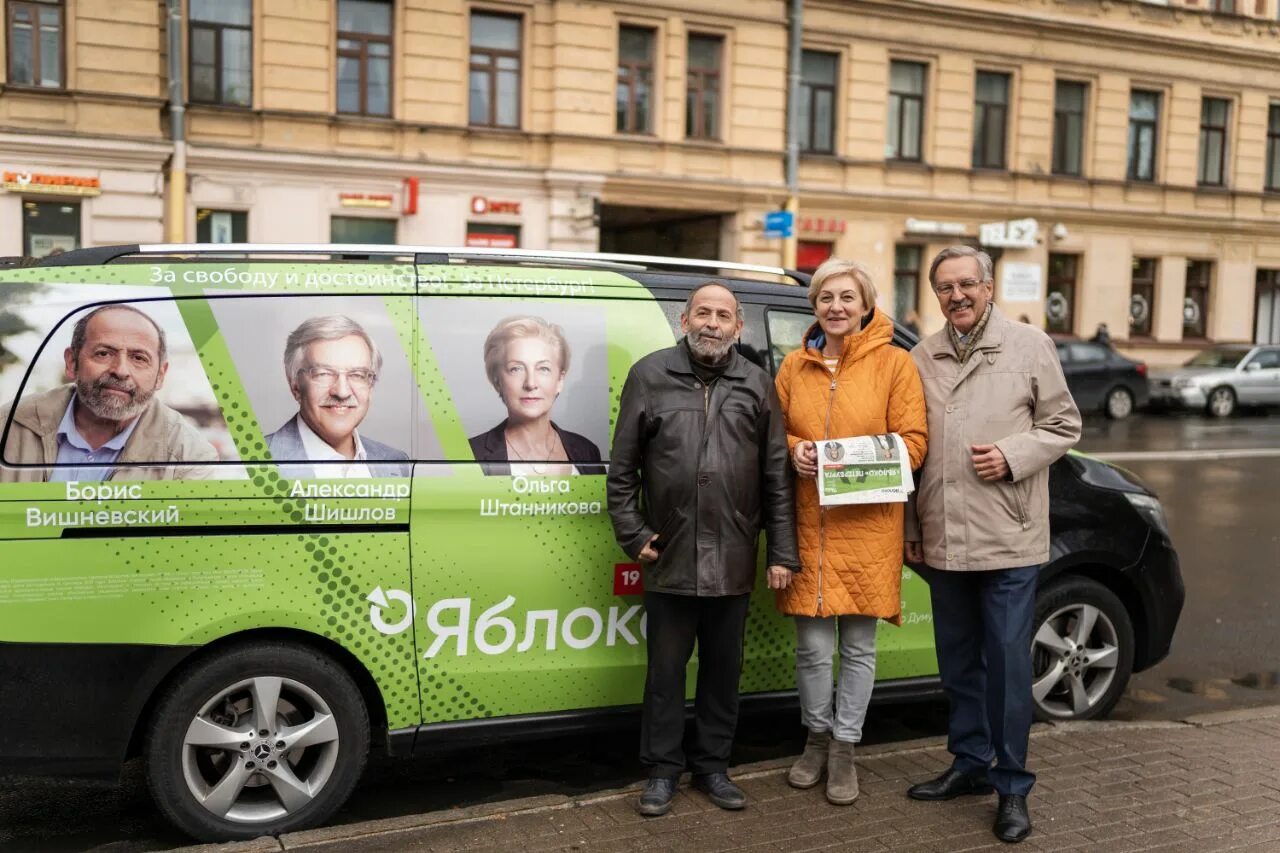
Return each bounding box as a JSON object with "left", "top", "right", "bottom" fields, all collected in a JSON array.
[{"left": 917, "top": 564, "right": 1039, "bottom": 797}]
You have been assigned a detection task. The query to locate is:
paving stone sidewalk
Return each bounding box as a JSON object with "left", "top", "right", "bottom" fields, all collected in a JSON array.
[{"left": 193, "top": 706, "right": 1280, "bottom": 853}]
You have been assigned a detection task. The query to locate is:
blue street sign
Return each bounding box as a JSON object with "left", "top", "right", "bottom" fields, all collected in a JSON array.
[{"left": 763, "top": 209, "right": 794, "bottom": 238}]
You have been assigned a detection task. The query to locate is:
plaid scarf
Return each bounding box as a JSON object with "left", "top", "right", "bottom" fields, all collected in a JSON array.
[{"left": 947, "top": 303, "right": 993, "bottom": 364}]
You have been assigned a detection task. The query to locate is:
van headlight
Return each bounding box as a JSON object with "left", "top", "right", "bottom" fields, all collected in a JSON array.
[
  {"left": 1125, "top": 493, "right": 1170, "bottom": 539},
  {"left": 1172, "top": 376, "right": 1193, "bottom": 389}
]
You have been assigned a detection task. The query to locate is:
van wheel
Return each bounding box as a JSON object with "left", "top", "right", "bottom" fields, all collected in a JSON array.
[
  {"left": 1031, "top": 577, "right": 1134, "bottom": 722},
  {"left": 143, "top": 642, "right": 369, "bottom": 842},
  {"left": 1206, "top": 386, "right": 1236, "bottom": 418},
  {"left": 1104, "top": 386, "right": 1134, "bottom": 420}
]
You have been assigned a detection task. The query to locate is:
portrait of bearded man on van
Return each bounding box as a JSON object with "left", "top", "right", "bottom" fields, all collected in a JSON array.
[
  {"left": 267, "top": 315, "right": 410, "bottom": 478},
  {"left": 0, "top": 304, "right": 218, "bottom": 483}
]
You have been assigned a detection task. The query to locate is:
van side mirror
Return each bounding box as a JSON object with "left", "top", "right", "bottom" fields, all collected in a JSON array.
[{"left": 1245, "top": 361, "right": 1261, "bottom": 372}]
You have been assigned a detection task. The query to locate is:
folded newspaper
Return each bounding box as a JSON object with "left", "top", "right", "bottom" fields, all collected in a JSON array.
[{"left": 816, "top": 433, "right": 915, "bottom": 506}]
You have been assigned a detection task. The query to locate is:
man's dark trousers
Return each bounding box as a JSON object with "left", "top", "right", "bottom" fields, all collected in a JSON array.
[
  {"left": 640, "top": 589, "right": 751, "bottom": 779},
  {"left": 917, "top": 564, "right": 1039, "bottom": 797}
]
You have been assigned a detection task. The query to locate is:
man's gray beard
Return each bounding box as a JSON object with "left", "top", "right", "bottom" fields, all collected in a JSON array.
[
  {"left": 688, "top": 331, "right": 734, "bottom": 362},
  {"left": 78, "top": 376, "right": 155, "bottom": 422}
]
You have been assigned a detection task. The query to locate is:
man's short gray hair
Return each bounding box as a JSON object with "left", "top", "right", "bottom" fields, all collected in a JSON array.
[
  {"left": 683, "top": 281, "right": 744, "bottom": 322},
  {"left": 70, "top": 304, "right": 168, "bottom": 364},
  {"left": 284, "top": 315, "right": 382, "bottom": 381},
  {"left": 928, "top": 245, "right": 994, "bottom": 287}
]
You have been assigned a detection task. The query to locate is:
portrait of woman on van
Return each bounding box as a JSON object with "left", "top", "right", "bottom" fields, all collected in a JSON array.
[{"left": 469, "top": 315, "right": 604, "bottom": 476}]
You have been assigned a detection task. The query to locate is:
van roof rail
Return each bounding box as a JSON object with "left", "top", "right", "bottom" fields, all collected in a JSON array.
[{"left": 31, "top": 243, "right": 805, "bottom": 285}]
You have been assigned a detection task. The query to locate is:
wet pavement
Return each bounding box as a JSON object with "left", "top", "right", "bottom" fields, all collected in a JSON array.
[{"left": 1, "top": 409, "right": 1276, "bottom": 851}]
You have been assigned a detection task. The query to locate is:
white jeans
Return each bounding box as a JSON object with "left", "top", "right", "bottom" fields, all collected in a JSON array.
[{"left": 794, "top": 614, "right": 878, "bottom": 744}]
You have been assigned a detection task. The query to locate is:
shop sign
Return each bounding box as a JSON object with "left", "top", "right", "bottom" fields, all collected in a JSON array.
[
  {"left": 799, "top": 216, "right": 846, "bottom": 235},
  {"left": 466, "top": 231, "right": 518, "bottom": 249},
  {"left": 340, "top": 192, "right": 395, "bottom": 209},
  {"left": 470, "top": 196, "right": 521, "bottom": 216},
  {"left": 980, "top": 218, "right": 1038, "bottom": 249},
  {"left": 1001, "top": 262, "right": 1043, "bottom": 302},
  {"left": 905, "top": 217, "right": 965, "bottom": 236},
  {"left": 3, "top": 171, "right": 101, "bottom": 197},
  {"left": 402, "top": 177, "right": 419, "bottom": 216}
]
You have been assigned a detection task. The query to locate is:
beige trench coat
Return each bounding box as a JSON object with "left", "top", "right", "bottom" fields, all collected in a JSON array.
[{"left": 904, "top": 306, "right": 1081, "bottom": 571}]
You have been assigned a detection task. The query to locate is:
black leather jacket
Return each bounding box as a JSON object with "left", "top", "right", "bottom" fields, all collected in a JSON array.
[{"left": 606, "top": 342, "right": 799, "bottom": 596}]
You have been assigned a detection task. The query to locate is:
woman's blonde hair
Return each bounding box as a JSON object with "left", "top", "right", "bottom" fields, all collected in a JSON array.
[
  {"left": 806, "top": 257, "right": 877, "bottom": 310},
  {"left": 482, "top": 315, "right": 571, "bottom": 391}
]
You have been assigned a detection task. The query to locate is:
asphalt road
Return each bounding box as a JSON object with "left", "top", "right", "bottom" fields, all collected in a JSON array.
[{"left": 1, "top": 409, "right": 1276, "bottom": 851}]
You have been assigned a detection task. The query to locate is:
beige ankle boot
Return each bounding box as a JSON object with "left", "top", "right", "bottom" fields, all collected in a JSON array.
[
  {"left": 826, "top": 739, "right": 859, "bottom": 805},
  {"left": 787, "top": 729, "right": 831, "bottom": 789}
]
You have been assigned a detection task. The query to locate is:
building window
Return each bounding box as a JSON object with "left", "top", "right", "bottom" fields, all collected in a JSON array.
[
  {"left": 972, "top": 71, "right": 1010, "bottom": 169},
  {"left": 1053, "top": 80, "right": 1087, "bottom": 176},
  {"left": 1209, "top": 0, "right": 1236, "bottom": 12},
  {"left": 7, "top": 0, "right": 63, "bottom": 89},
  {"left": 894, "top": 244, "right": 922, "bottom": 324},
  {"left": 799, "top": 50, "right": 837, "bottom": 154},
  {"left": 796, "top": 240, "right": 833, "bottom": 275},
  {"left": 1198, "top": 97, "right": 1230, "bottom": 187},
  {"left": 331, "top": 216, "right": 396, "bottom": 244},
  {"left": 1130, "top": 257, "right": 1157, "bottom": 338},
  {"left": 469, "top": 12, "right": 521, "bottom": 128},
  {"left": 616, "top": 26, "right": 654, "bottom": 134},
  {"left": 1184, "top": 260, "right": 1212, "bottom": 339},
  {"left": 22, "top": 200, "right": 79, "bottom": 257},
  {"left": 336, "top": 0, "right": 392, "bottom": 117},
  {"left": 1267, "top": 104, "right": 1280, "bottom": 191},
  {"left": 887, "top": 61, "right": 925, "bottom": 161},
  {"left": 685, "top": 34, "right": 722, "bottom": 140},
  {"left": 1046, "top": 253, "right": 1078, "bottom": 335},
  {"left": 1256, "top": 269, "right": 1280, "bottom": 345},
  {"left": 1127, "top": 90, "right": 1161, "bottom": 182},
  {"left": 189, "top": 0, "right": 252, "bottom": 106},
  {"left": 466, "top": 223, "right": 521, "bottom": 249},
  {"left": 196, "top": 209, "right": 248, "bottom": 244}
]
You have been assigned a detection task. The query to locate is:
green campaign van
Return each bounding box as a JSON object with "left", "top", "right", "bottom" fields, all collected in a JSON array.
[{"left": 0, "top": 244, "right": 1182, "bottom": 841}]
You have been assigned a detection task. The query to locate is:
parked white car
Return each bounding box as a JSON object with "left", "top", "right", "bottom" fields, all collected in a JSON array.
[{"left": 1149, "top": 344, "right": 1280, "bottom": 417}]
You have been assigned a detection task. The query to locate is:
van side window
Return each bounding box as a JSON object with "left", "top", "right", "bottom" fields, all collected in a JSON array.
[
  {"left": 764, "top": 309, "right": 812, "bottom": 375},
  {"left": 1, "top": 300, "right": 232, "bottom": 480}
]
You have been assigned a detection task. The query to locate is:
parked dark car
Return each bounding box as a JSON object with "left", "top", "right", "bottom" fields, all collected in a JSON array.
[{"left": 1055, "top": 340, "right": 1150, "bottom": 419}]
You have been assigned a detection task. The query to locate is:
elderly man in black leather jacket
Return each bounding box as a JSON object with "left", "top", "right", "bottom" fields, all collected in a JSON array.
[{"left": 608, "top": 281, "right": 799, "bottom": 817}]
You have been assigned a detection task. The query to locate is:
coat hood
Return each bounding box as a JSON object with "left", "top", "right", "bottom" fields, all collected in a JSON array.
[{"left": 800, "top": 306, "right": 894, "bottom": 368}]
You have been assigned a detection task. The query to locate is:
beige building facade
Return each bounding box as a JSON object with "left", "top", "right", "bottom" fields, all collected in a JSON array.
[{"left": 3, "top": 0, "right": 1280, "bottom": 361}]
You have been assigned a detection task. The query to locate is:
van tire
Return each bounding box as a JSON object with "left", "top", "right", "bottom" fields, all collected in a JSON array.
[
  {"left": 143, "top": 641, "right": 369, "bottom": 842},
  {"left": 1031, "top": 577, "right": 1134, "bottom": 722}
]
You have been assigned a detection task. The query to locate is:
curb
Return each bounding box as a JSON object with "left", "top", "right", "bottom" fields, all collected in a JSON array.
[{"left": 172, "top": 703, "right": 1280, "bottom": 851}]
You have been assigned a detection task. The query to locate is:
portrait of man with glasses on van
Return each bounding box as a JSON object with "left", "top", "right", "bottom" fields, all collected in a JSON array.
[{"left": 266, "top": 315, "right": 410, "bottom": 478}]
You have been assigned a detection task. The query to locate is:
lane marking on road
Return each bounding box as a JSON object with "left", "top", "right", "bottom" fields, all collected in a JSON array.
[{"left": 1091, "top": 448, "right": 1280, "bottom": 462}]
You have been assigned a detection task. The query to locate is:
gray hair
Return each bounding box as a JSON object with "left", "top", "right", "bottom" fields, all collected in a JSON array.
[
  {"left": 70, "top": 304, "right": 168, "bottom": 364},
  {"left": 284, "top": 315, "right": 382, "bottom": 380},
  {"left": 806, "top": 257, "right": 877, "bottom": 309},
  {"left": 683, "top": 281, "right": 744, "bottom": 322},
  {"left": 928, "top": 245, "right": 994, "bottom": 287}
]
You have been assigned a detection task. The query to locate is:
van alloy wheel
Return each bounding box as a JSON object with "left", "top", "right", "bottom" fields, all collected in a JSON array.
[
  {"left": 145, "top": 642, "right": 369, "bottom": 842},
  {"left": 181, "top": 676, "right": 340, "bottom": 823},
  {"left": 1031, "top": 577, "right": 1134, "bottom": 721}
]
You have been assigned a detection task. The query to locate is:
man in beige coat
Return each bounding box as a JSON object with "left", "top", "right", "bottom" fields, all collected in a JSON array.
[
  {"left": 1, "top": 304, "right": 217, "bottom": 483},
  {"left": 903, "top": 246, "right": 1081, "bottom": 844}
]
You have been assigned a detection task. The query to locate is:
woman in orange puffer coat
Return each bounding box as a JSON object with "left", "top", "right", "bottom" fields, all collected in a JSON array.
[{"left": 774, "top": 257, "right": 928, "bottom": 805}]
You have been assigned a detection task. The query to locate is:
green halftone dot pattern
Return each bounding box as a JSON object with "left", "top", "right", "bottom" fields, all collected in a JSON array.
[{"left": 0, "top": 263, "right": 418, "bottom": 294}]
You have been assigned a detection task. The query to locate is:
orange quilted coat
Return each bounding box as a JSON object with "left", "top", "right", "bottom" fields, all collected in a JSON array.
[{"left": 774, "top": 309, "right": 928, "bottom": 623}]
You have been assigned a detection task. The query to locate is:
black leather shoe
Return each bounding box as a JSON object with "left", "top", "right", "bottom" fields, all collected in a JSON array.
[
  {"left": 907, "top": 767, "right": 996, "bottom": 801},
  {"left": 638, "top": 777, "right": 678, "bottom": 817},
  {"left": 692, "top": 772, "right": 747, "bottom": 810},
  {"left": 994, "top": 794, "right": 1032, "bottom": 843}
]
